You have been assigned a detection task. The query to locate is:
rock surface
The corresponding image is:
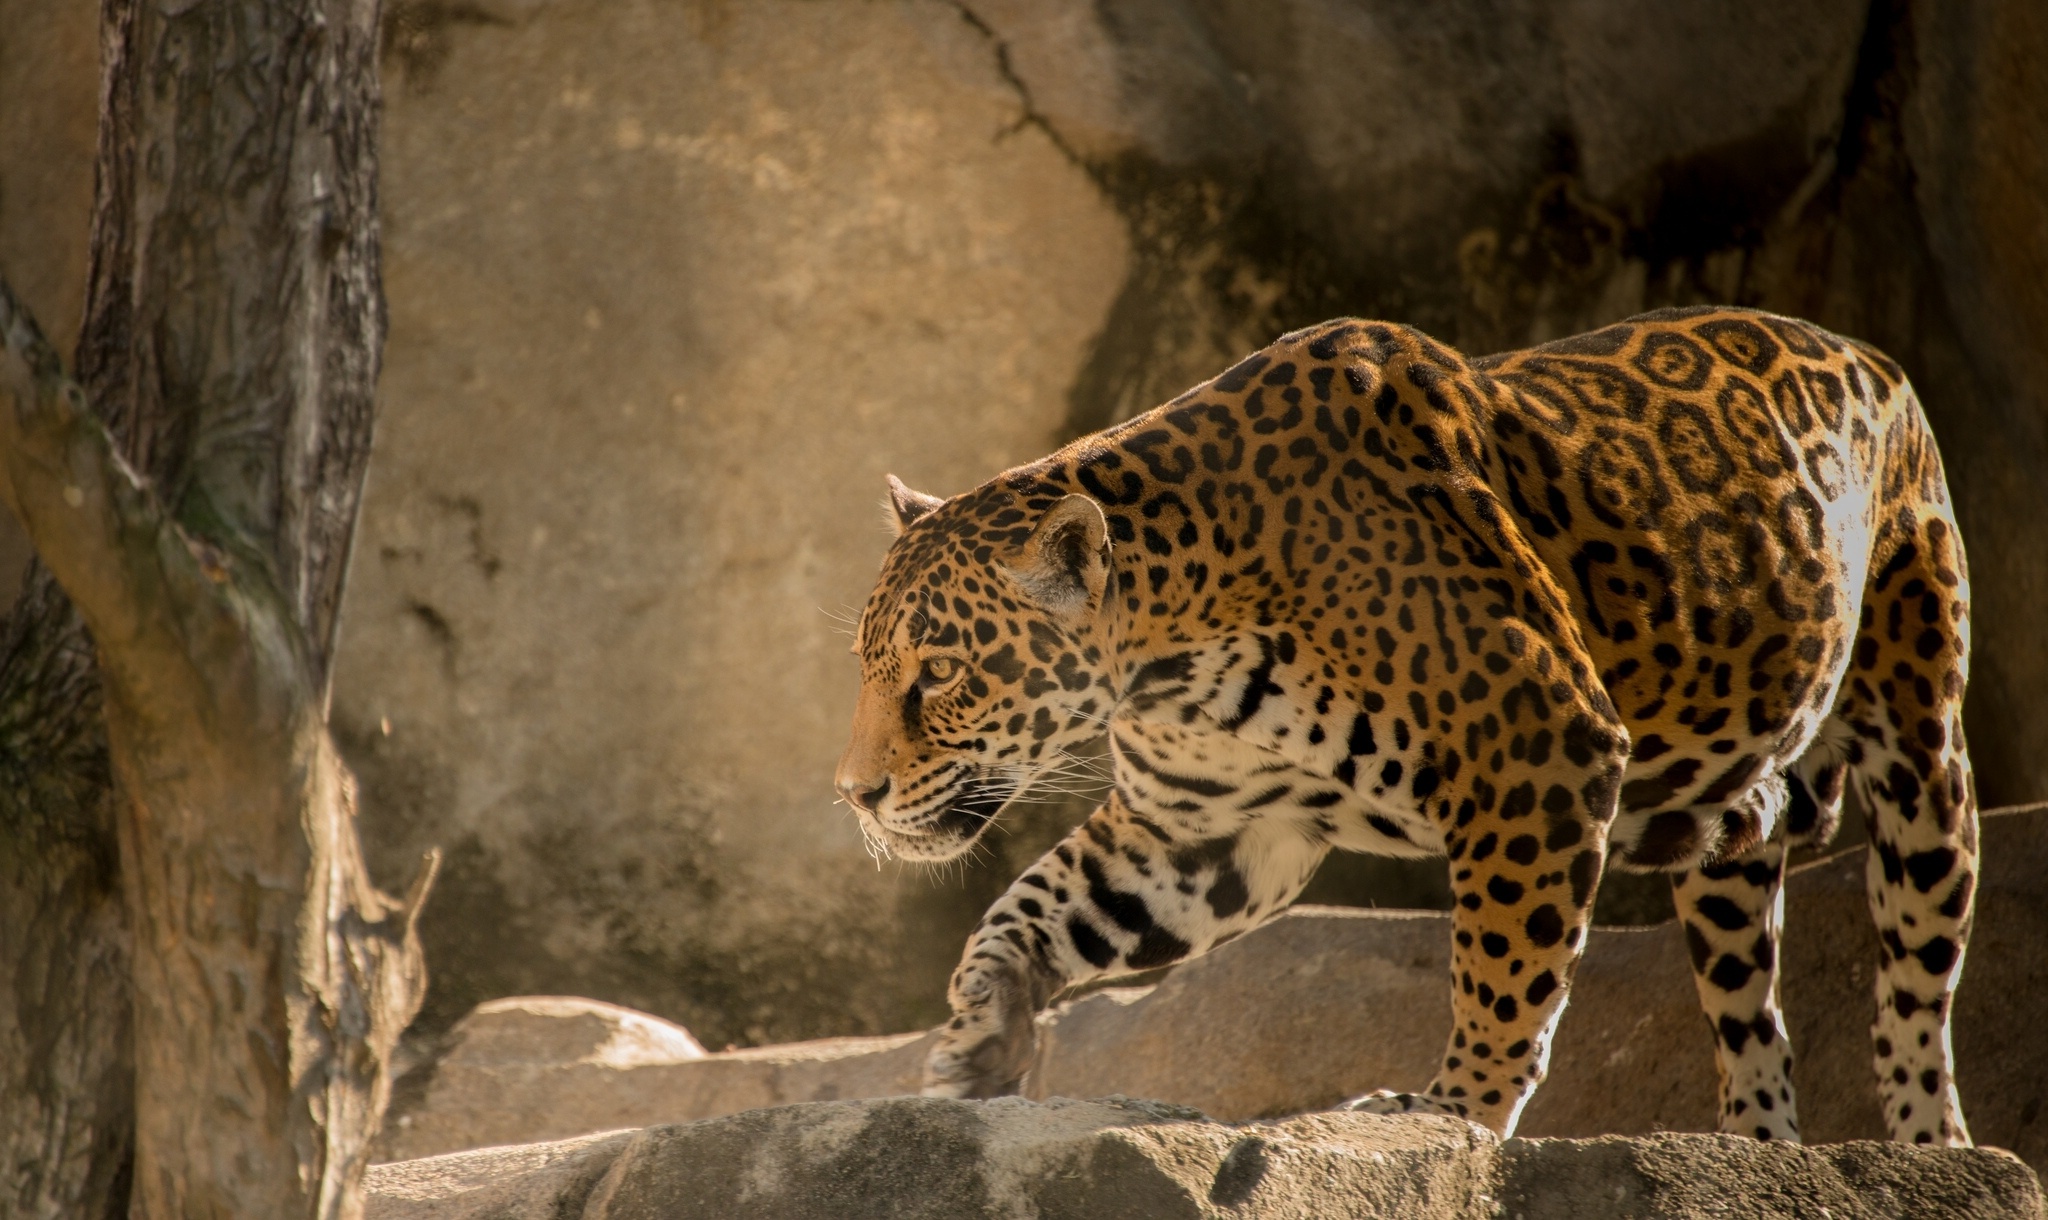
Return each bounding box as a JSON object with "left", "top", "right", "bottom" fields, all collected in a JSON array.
[
  {"left": 333, "top": 0, "right": 1131, "bottom": 1049},
  {"left": 385, "top": 997, "right": 931, "bottom": 1161},
  {"left": 382, "top": 806, "right": 2048, "bottom": 1178},
  {"left": 450, "top": 997, "right": 707, "bottom": 1067},
  {"left": 366, "top": 1097, "right": 2044, "bottom": 1220},
  {"left": 276, "top": 0, "right": 2048, "bottom": 1053}
]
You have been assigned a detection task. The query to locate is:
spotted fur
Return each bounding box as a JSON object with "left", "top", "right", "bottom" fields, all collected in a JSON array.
[{"left": 836, "top": 307, "right": 1977, "bottom": 1143}]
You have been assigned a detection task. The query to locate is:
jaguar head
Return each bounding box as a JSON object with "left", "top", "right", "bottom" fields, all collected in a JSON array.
[{"left": 835, "top": 475, "right": 1114, "bottom": 861}]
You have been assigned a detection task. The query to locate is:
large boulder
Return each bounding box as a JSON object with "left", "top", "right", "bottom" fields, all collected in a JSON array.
[
  {"left": 365, "top": 1098, "right": 2043, "bottom": 1220},
  {"left": 383, "top": 997, "right": 932, "bottom": 1161},
  {"left": 382, "top": 805, "right": 2048, "bottom": 1178}
]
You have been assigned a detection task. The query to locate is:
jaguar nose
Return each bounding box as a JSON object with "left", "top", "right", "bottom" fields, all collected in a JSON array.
[{"left": 839, "top": 776, "right": 891, "bottom": 814}]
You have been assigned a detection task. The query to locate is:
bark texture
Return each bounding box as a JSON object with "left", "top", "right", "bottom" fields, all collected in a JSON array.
[{"left": 0, "top": 0, "right": 426, "bottom": 1211}]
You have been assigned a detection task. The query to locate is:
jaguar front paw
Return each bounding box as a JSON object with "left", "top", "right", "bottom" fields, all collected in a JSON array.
[
  {"left": 922, "top": 969, "right": 1047, "bottom": 1100},
  {"left": 1343, "top": 1089, "right": 1474, "bottom": 1123},
  {"left": 920, "top": 1013, "right": 1035, "bottom": 1099}
]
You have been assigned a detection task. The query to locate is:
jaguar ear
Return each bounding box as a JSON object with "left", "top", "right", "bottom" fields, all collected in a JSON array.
[
  {"left": 885, "top": 474, "right": 945, "bottom": 536},
  {"left": 1009, "top": 494, "right": 1110, "bottom": 618}
]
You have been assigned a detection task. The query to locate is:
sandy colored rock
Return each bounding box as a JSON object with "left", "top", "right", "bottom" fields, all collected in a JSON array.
[
  {"left": 450, "top": 997, "right": 707, "bottom": 1068},
  {"left": 1030, "top": 910, "right": 1449, "bottom": 1117},
  {"left": 365, "top": 1098, "right": 2043, "bottom": 1219},
  {"left": 382, "top": 999, "right": 932, "bottom": 1161},
  {"left": 383, "top": 807, "right": 2048, "bottom": 1180},
  {"left": 1494, "top": 1134, "right": 2046, "bottom": 1220},
  {"left": 333, "top": 0, "right": 1131, "bottom": 1049}
]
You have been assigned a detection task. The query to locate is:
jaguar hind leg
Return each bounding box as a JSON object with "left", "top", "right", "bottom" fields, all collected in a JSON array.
[
  {"left": 1672, "top": 835, "right": 1799, "bottom": 1140},
  {"left": 1839, "top": 511, "right": 1978, "bottom": 1146},
  {"left": 1668, "top": 747, "right": 1852, "bottom": 1144}
]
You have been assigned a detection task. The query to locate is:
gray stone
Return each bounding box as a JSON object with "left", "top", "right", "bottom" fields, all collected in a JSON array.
[
  {"left": 365, "top": 1098, "right": 2043, "bottom": 1219},
  {"left": 1031, "top": 909, "right": 1450, "bottom": 1118},
  {"left": 367, "top": 1128, "right": 637, "bottom": 1220}
]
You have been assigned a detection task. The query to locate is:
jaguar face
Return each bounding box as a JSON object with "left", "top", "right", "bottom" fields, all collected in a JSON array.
[{"left": 834, "top": 477, "right": 1113, "bottom": 862}]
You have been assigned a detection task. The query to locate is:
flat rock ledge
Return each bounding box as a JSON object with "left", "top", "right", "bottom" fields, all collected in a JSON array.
[
  {"left": 367, "top": 1097, "right": 2043, "bottom": 1220},
  {"left": 378, "top": 808, "right": 2048, "bottom": 1171}
]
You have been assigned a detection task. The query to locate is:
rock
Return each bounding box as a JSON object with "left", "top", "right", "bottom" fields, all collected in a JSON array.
[
  {"left": 369, "top": 1129, "right": 637, "bottom": 1220},
  {"left": 1493, "top": 1134, "right": 2045, "bottom": 1220},
  {"left": 383, "top": 806, "right": 2048, "bottom": 1178},
  {"left": 1022, "top": 910, "right": 1719, "bottom": 1131},
  {"left": 382, "top": 998, "right": 930, "bottom": 1162},
  {"left": 335, "top": 0, "right": 1130, "bottom": 1052},
  {"left": 384, "top": 998, "right": 706, "bottom": 1159},
  {"left": 1898, "top": 0, "right": 2048, "bottom": 809},
  {"left": 451, "top": 997, "right": 708, "bottom": 1067},
  {"left": 364, "top": 1098, "right": 2044, "bottom": 1219},
  {"left": 1031, "top": 910, "right": 1451, "bottom": 1119}
]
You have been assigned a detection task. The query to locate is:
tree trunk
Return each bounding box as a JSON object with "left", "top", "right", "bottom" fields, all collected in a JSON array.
[
  {"left": 0, "top": 568, "right": 129, "bottom": 1217},
  {"left": 0, "top": 0, "right": 428, "bottom": 1210}
]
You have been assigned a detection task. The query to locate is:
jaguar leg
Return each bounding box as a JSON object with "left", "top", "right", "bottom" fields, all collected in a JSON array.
[
  {"left": 922, "top": 789, "right": 1329, "bottom": 1098},
  {"left": 1672, "top": 836, "right": 1799, "bottom": 1140},
  {"left": 1839, "top": 512, "right": 1978, "bottom": 1146},
  {"left": 1349, "top": 710, "right": 1628, "bottom": 1137},
  {"left": 1783, "top": 752, "right": 1849, "bottom": 847}
]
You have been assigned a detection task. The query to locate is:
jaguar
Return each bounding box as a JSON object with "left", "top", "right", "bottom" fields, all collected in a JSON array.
[{"left": 835, "top": 306, "right": 1977, "bottom": 1144}]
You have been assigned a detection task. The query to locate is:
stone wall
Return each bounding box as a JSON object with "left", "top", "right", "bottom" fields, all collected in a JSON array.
[
  {"left": 336, "top": 0, "right": 1128, "bottom": 1046},
  {"left": 3, "top": 0, "right": 2044, "bottom": 1051}
]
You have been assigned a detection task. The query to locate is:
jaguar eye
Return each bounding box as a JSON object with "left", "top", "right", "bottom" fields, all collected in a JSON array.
[{"left": 920, "top": 656, "right": 962, "bottom": 687}]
